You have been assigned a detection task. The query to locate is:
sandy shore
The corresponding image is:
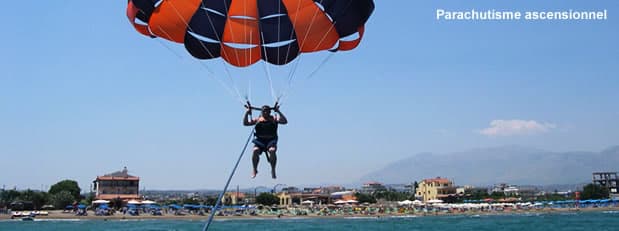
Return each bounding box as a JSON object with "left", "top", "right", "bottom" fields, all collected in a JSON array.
[{"left": 1, "top": 207, "right": 617, "bottom": 221}]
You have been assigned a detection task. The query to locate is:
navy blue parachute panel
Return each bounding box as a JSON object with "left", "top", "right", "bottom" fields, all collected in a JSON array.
[
  {"left": 257, "top": 0, "right": 299, "bottom": 65},
  {"left": 200, "top": 0, "right": 231, "bottom": 17},
  {"left": 131, "top": 0, "right": 159, "bottom": 23},
  {"left": 316, "top": 0, "right": 374, "bottom": 37},
  {"left": 184, "top": 0, "right": 231, "bottom": 59}
]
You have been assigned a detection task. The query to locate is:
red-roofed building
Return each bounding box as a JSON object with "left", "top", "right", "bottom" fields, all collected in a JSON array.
[
  {"left": 415, "top": 177, "right": 456, "bottom": 202},
  {"left": 93, "top": 167, "right": 141, "bottom": 201}
]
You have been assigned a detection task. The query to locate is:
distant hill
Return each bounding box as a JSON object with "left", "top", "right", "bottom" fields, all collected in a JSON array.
[{"left": 359, "top": 145, "right": 619, "bottom": 186}]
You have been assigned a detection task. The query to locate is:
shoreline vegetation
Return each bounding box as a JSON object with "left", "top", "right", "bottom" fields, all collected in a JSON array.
[{"left": 2, "top": 206, "right": 617, "bottom": 221}]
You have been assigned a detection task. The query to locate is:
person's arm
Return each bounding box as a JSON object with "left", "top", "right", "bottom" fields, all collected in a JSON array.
[
  {"left": 274, "top": 106, "right": 288, "bottom": 124},
  {"left": 243, "top": 107, "right": 257, "bottom": 126}
]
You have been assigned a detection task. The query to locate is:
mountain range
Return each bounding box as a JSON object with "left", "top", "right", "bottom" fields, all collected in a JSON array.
[{"left": 359, "top": 145, "right": 619, "bottom": 187}]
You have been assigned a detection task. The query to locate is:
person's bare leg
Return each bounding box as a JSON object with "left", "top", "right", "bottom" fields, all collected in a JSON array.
[
  {"left": 267, "top": 147, "right": 277, "bottom": 179},
  {"left": 251, "top": 147, "right": 261, "bottom": 178}
]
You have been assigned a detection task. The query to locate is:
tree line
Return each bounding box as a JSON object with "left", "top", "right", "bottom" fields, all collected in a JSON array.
[
  {"left": 1, "top": 180, "right": 83, "bottom": 210},
  {"left": 1, "top": 180, "right": 611, "bottom": 210}
]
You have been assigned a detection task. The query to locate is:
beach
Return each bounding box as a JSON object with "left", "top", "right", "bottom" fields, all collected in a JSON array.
[{"left": 2, "top": 206, "right": 617, "bottom": 221}]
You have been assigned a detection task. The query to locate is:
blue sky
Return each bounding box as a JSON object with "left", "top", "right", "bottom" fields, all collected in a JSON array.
[{"left": 1, "top": 1, "right": 617, "bottom": 191}]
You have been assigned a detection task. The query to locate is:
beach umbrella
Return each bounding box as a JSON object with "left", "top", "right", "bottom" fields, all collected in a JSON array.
[
  {"left": 301, "top": 200, "right": 314, "bottom": 205},
  {"left": 184, "top": 204, "right": 200, "bottom": 209},
  {"left": 92, "top": 199, "right": 110, "bottom": 204},
  {"left": 398, "top": 200, "right": 413, "bottom": 206},
  {"left": 413, "top": 200, "right": 423, "bottom": 205},
  {"left": 127, "top": 200, "right": 141, "bottom": 205},
  {"left": 427, "top": 199, "right": 443, "bottom": 204}
]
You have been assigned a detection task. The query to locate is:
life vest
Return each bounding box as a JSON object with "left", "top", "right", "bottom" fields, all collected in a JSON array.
[{"left": 254, "top": 119, "right": 278, "bottom": 139}]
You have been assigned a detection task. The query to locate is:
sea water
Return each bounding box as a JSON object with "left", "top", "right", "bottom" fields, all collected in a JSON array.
[{"left": 1, "top": 211, "right": 618, "bottom": 231}]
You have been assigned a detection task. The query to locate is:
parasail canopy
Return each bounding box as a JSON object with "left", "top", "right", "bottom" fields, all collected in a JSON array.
[{"left": 127, "top": 0, "right": 375, "bottom": 67}]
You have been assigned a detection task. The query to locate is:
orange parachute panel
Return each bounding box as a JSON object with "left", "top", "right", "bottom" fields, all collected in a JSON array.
[
  {"left": 338, "top": 26, "right": 365, "bottom": 51},
  {"left": 149, "top": 0, "right": 202, "bottom": 43},
  {"left": 227, "top": 0, "right": 259, "bottom": 19},
  {"left": 223, "top": 0, "right": 260, "bottom": 45},
  {"left": 282, "top": 0, "right": 339, "bottom": 52},
  {"left": 221, "top": 0, "right": 261, "bottom": 67}
]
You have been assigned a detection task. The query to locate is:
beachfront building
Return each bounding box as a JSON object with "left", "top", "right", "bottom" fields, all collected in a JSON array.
[
  {"left": 463, "top": 186, "right": 489, "bottom": 197},
  {"left": 457, "top": 185, "right": 479, "bottom": 195},
  {"left": 408, "top": 182, "right": 418, "bottom": 195},
  {"left": 320, "top": 186, "right": 346, "bottom": 194},
  {"left": 503, "top": 186, "right": 519, "bottom": 196},
  {"left": 517, "top": 186, "right": 538, "bottom": 199},
  {"left": 415, "top": 177, "right": 456, "bottom": 202},
  {"left": 386, "top": 184, "right": 410, "bottom": 193},
  {"left": 273, "top": 187, "right": 356, "bottom": 206},
  {"left": 93, "top": 167, "right": 140, "bottom": 201},
  {"left": 278, "top": 192, "right": 293, "bottom": 206},
  {"left": 282, "top": 186, "right": 300, "bottom": 193},
  {"left": 222, "top": 192, "right": 246, "bottom": 205},
  {"left": 491, "top": 183, "right": 510, "bottom": 194},
  {"left": 361, "top": 181, "right": 387, "bottom": 194},
  {"left": 593, "top": 172, "right": 619, "bottom": 198}
]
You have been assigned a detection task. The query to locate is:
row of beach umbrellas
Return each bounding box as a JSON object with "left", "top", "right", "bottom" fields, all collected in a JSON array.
[{"left": 91, "top": 199, "right": 157, "bottom": 204}]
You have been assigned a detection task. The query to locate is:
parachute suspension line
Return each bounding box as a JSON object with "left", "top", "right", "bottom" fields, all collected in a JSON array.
[
  {"left": 240, "top": 27, "right": 255, "bottom": 102},
  {"left": 278, "top": 0, "right": 355, "bottom": 103},
  {"left": 289, "top": 0, "right": 303, "bottom": 49},
  {"left": 194, "top": 0, "right": 250, "bottom": 105},
  {"left": 274, "top": 1, "right": 325, "bottom": 104},
  {"left": 276, "top": 55, "right": 302, "bottom": 103},
  {"left": 260, "top": 32, "right": 278, "bottom": 103},
  {"left": 151, "top": 24, "right": 244, "bottom": 104},
  {"left": 202, "top": 128, "right": 255, "bottom": 231},
  {"left": 277, "top": 52, "right": 334, "bottom": 104},
  {"left": 196, "top": 1, "right": 235, "bottom": 67},
  {"left": 311, "top": 0, "right": 337, "bottom": 51},
  {"left": 242, "top": 77, "right": 254, "bottom": 105},
  {"left": 198, "top": 62, "right": 245, "bottom": 104},
  {"left": 266, "top": 0, "right": 307, "bottom": 104},
  {"left": 165, "top": 0, "right": 246, "bottom": 105},
  {"left": 277, "top": 0, "right": 337, "bottom": 103},
  {"left": 275, "top": 0, "right": 305, "bottom": 103},
  {"left": 297, "top": 0, "right": 324, "bottom": 53},
  {"left": 220, "top": 62, "right": 245, "bottom": 104},
  {"left": 154, "top": 39, "right": 185, "bottom": 59},
  {"left": 304, "top": 52, "right": 334, "bottom": 80}
]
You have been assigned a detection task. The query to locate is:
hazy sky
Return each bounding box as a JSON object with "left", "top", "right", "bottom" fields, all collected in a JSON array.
[{"left": 1, "top": 1, "right": 617, "bottom": 191}]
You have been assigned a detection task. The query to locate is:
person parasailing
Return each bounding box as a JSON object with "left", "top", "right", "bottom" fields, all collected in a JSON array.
[
  {"left": 125, "top": 1, "right": 374, "bottom": 230},
  {"left": 243, "top": 102, "right": 288, "bottom": 179}
]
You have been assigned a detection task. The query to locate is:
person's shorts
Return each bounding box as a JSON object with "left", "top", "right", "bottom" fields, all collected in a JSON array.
[{"left": 252, "top": 138, "right": 277, "bottom": 152}]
